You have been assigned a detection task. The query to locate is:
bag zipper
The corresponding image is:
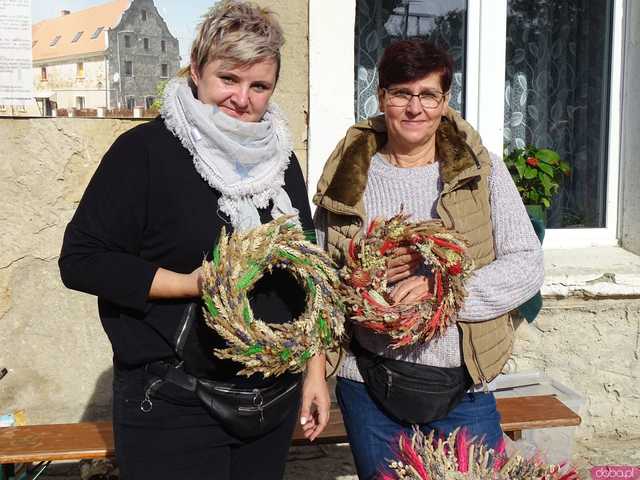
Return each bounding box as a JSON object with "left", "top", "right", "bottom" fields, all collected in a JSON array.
[
  {"left": 382, "top": 364, "right": 393, "bottom": 399},
  {"left": 237, "top": 382, "right": 299, "bottom": 424},
  {"left": 213, "top": 385, "right": 265, "bottom": 395}
]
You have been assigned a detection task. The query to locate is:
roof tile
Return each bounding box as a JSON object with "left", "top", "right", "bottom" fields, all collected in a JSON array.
[{"left": 32, "top": 0, "right": 130, "bottom": 62}]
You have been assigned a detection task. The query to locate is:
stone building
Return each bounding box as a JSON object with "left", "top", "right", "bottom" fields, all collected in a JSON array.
[{"left": 30, "top": 0, "right": 179, "bottom": 115}]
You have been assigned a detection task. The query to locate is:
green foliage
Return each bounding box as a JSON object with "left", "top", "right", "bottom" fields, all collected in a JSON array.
[
  {"left": 150, "top": 80, "right": 168, "bottom": 112},
  {"left": 203, "top": 293, "right": 218, "bottom": 318},
  {"left": 503, "top": 145, "right": 571, "bottom": 210}
]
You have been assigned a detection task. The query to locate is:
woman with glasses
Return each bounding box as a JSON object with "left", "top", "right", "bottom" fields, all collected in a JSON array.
[{"left": 314, "top": 39, "right": 543, "bottom": 479}]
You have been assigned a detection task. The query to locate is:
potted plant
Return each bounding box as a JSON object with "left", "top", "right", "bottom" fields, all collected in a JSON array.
[{"left": 503, "top": 145, "right": 571, "bottom": 224}]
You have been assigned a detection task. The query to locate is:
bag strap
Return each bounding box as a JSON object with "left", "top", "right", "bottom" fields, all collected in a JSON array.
[
  {"left": 143, "top": 302, "right": 200, "bottom": 395},
  {"left": 349, "top": 335, "right": 380, "bottom": 362},
  {"left": 145, "top": 360, "right": 198, "bottom": 392}
]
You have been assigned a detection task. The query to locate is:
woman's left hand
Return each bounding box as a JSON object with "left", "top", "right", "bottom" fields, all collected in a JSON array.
[{"left": 299, "top": 354, "right": 330, "bottom": 442}]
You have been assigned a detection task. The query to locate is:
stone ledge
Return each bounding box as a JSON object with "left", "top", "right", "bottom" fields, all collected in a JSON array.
[{"left": 542, "top": 247, "right": 640, "bottom": 299}]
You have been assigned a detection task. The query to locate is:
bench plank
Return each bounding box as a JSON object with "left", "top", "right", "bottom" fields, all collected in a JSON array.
[
  {"left": 497, "top": 395, "right": 581, "bottom": 431},
  {"left": 0, "top": 395, "right": 580, "bottom": 464},
  {"left": 0, "top": 421, "right": 113, "bottom": 464}
]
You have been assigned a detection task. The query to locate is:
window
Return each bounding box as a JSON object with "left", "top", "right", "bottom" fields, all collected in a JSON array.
[
  {"left": 76, "top": 97, "right": 85, "bottom": 109},
  {"left": 40, "top": 67, "right": 47, "bottom": 81},
  {"left": 354, "top": 0, "right": 467, "bottom": 121},
  {"left": 124, "top": 35, "right": 131, "bottom": 48},
  {"left": 143, "top": 38, "right": 149, "bottom": 50},
  {"left": 504, "top": 0, "right": 615, "bottom": 229},
  {"left": 161, "top": 40, "right": 166, "bottom": 53},
  {"left": 0, "top": 105, "right": 6, "bottom": 112},
  {"left": 49, "top": 35, "right": 61, "bottom": 47},
  {"left": 125, "top": 60, "right": 133, "bottom": 76},
  {"left": 145, "top": 96, "right": 155, "bottom": 109},
  {"left": 309, "top": 0, "right": 624, "bottom": 247},
  {"left": 91, "top": 27, "right": 104, "bottom": 39},
  {"left": 32, "top": 40, "right": 38, "bottom": 48},
  {"left": 126, "top": 96, "right": 135, "bottom": 110},
  {"left": 71, "top": 31, "right": 83, "bottom": 43},
  {"left": 141, "top": 9, "right": 147, "bottom": 21},
  {"left": 161, "top": 63, "right": 168, "bottom": 78},
  {"left": 76, "top": 62, "right": 84, "bottom": 79}
]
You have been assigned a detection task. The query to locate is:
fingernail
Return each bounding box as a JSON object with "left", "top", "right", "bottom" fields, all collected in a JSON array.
[{"left": 300, "top": 416, "right": 307, "bottom": 425}]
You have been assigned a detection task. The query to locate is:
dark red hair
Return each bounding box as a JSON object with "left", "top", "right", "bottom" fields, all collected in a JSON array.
[{"left": 378, "top": 39, "right": 453, "bottom": 92}]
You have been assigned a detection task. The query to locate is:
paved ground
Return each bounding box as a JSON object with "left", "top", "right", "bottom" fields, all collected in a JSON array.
[{"left": 34, "top": 438, "right": 640, "bottom": 479}]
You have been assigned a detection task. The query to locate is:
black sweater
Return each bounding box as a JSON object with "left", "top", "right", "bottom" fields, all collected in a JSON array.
[{"left": 59, "top": 117, "right": 313, "bottom": 380}]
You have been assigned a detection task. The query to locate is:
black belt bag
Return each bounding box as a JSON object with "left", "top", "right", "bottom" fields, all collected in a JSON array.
[
  {"left": 146, "top": 360, "right": 301, "bottom": 440},
  {"left": 196, "top": 375, "right": 301, "bottom": 439},
  {"left": 352, "top": 338, "right": 471, "bottom": 425},
  {"left": 144, "top": 302, "right": 301, "bottom": 440}
]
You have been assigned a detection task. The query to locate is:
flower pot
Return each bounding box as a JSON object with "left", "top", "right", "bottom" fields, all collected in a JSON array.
[{"left": 525, "top": 204, "right": 546, "bottom": 226}]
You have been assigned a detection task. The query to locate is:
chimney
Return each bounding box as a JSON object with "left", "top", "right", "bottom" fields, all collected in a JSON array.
[{"left": 61, "top": 10, "right": 71, "bottom": 16}]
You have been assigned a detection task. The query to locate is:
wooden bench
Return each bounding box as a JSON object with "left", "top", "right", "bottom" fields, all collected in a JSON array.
[{"left": 0, "top": 395, "right": 580, "bottom": 478}]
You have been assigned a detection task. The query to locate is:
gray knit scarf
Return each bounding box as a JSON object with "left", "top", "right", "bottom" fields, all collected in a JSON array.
[{"left": 161, "top": 77, "right": 299, "bottom": 232}]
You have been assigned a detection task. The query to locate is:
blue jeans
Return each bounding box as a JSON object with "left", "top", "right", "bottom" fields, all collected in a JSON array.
[{"left": 336, "top": 377, "right": 503, "bottom": 480}]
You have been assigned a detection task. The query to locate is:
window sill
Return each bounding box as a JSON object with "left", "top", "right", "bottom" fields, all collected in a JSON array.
[{"left": 542, "top": 246, "right": 640, "bottom": 299}]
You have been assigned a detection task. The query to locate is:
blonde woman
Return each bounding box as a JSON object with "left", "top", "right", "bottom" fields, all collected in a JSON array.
[{"left": 59, "top": 2, "right": 329, "bottom": 478}]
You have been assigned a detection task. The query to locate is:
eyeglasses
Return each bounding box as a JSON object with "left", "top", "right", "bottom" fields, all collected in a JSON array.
[{"left": 383, "top": 88, "right": 449, "bottom": 109}]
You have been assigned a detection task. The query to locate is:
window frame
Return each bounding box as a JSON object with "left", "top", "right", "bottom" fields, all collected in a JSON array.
[
  {"left": 161, "top": 63, "right": 168, "bottom": 78},
  {"left": 124, "top": 60, "right": 133, "bottom": 77},
  {"left": 143, "top": 38, "right": 149, "bottom": 50},
  {"left": 76, "top": 62, "right": 84, "bottom": 79},
  {"left": 161, "top": 39, "right": 166, "bottom": 53},
  {"left": 308, "top": 0, "right": 625, "bottom": 248},
  {"left": 40, "top": 66, "right": 47, "bottom": 81}
]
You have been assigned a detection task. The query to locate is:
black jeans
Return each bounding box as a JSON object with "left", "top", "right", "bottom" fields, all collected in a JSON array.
[{"left": 112, "top": 367, "right": 300, "bottom": 480}]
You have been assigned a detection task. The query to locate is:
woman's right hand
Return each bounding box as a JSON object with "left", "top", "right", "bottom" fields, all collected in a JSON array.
[
  {"left": 148, "top": 266, "right": 203, "bottom": 299},
  {"left": 389, "top": 275, "right": 432, "bottom": 304},
  {"left": 386, "top": 247, "right": 423, "bottom": 283}
]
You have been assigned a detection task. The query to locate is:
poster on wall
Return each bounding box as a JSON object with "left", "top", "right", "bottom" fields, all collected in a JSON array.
[{"left": 0, "top": 0, "right": 33, "bottom": 105}]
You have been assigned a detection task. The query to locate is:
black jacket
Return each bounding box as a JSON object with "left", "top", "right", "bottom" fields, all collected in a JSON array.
[{"left": 59, "top": 117, "right": 313, "bottom": 381}]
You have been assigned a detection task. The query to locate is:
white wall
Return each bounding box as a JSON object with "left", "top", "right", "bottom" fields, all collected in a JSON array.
[
  {"left": 620, "top": 0, "right": 640, "bottom": 254},
  {"left": 33, "top": 57, "right": 108, "bottom": 110}
]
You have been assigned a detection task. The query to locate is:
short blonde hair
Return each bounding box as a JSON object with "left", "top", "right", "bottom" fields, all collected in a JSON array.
[{"left": 184, "top": 0, "right": 284, "bottom": 80}]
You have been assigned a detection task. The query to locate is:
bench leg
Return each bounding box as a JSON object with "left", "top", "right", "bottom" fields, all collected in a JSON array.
[
  {"left": 506, "top": 430, "right": 522, "bottom": 441},
  {"left": 29, "top": 462, "right": 51, "bottom": 480},
  {"left": 1, "top": 462, "right": 52, "bottom": 480}
]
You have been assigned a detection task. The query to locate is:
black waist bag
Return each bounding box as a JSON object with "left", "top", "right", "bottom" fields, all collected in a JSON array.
[
  {"left": 352, "top": 337, "right": 471, "bottom": 425},
  {"left": 146, "top": 303, "right": 301, "bottom": 440}
]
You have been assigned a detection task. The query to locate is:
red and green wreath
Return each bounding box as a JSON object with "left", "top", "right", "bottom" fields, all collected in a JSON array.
[{"left": 341, "top": 213, "right": 474, "bottom": 348}]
